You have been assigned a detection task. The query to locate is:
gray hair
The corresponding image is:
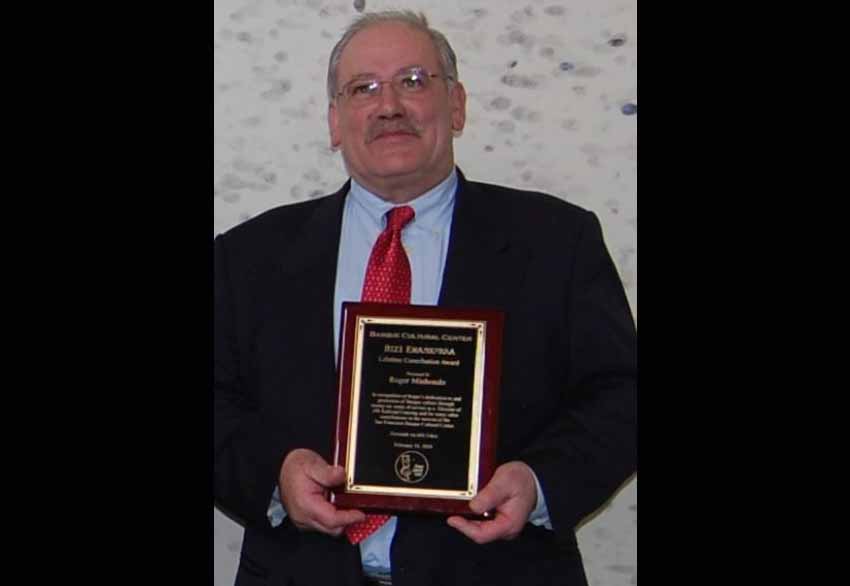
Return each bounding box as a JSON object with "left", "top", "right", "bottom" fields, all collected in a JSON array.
[{"left": 326, "top": 10, "right": 459, "bottom": 102}]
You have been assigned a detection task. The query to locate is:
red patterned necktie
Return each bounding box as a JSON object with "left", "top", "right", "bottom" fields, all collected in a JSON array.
[
  {"left": 360, "top": 205, "right": 415, "bottom": 304},
  {"left": 345, "top": 205, "right": 415, "bottom": 545}
]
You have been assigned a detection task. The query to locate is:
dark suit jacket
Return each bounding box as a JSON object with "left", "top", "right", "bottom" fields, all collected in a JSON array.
[{"left": 214, "top": 170, "right": 637, "bottom": 586}]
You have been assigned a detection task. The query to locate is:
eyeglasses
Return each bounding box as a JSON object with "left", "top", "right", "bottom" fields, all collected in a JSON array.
[{"left": 336, "top": 67, "right": 453, "bottom": 103}]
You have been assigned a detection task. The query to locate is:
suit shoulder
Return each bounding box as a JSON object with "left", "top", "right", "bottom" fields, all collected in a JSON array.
[
  {"left": 466, "top": 180, "right": 593, "bottom": 225},
  {"left": 216, "top": 192, "right": 342, "bottom": 253},
  {"left": 213, "top": 191, "right": 344, "bottom": 277},
  {"left": 219, "top": 197, "right": 324, "bottom": 240}
]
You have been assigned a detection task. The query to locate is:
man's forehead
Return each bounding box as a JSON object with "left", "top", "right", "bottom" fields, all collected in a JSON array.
[{"left": 337, "top": 23, "right": 440, "bottom": 76}]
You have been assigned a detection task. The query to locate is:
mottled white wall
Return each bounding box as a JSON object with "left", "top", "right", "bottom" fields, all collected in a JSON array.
[{"left": 214, "top": 1, "right": 636, "bottom": 585}]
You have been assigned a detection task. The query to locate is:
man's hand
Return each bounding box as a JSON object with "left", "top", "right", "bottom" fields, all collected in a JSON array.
[
  {"left": 446, "top": 461, "right": 538, "bottom": 544},
  {"left": 279, "top": 448, "right": 366, "bottom": 537}
]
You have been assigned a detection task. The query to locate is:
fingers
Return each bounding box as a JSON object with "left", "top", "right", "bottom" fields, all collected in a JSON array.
[
  {"left": 304, "top": 497, "right": 366, "bottom": 536},
  {"left": 306, "top": 459, "right": 347, "bottom": 489},
  {"left": 279, "top": 449, "right": 366, "bottom": 536},
  {"left": 471, "top": 461, "right": 537, "bottom": 512},
  {"left": 282, "top": 448, "right": 341, "bottom": 488},
  {"left": 447, "top": 461, "right": 538, "bottom": 544},
  {"left": 447, "top": 513, "right": 518, "bottom": 544},
  {"left": 467, "top": 479, "right": 508, "bottom": 516}
]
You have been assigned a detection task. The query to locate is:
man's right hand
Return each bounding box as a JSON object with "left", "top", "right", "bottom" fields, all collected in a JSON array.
[{"left": 279, "top": 448, "right": 366, "bottom": 537}]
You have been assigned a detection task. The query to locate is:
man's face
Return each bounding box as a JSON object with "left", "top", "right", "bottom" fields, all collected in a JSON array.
[{"left": 329, "top": 22, "right": 466, "bottom": 200}]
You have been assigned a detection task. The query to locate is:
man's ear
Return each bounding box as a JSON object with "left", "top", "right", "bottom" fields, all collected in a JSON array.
[
  {"left": 450, "top": 81, "right": 467, "bottom": 134},
  {"left": 328, "top": 101, "right": 342, "bottom": 149}
]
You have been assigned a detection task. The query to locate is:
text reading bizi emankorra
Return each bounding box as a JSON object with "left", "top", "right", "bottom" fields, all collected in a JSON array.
[{"left": 369, "top": 329, "right": 470, "bottom": 367}]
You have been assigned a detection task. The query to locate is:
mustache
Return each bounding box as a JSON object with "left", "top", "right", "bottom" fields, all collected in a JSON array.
[{"left": 366, "top": 119, "right": 421, "bottom": 143}]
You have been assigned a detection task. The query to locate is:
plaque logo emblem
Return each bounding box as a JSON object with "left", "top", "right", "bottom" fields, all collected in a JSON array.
[{"left": 394, "top": 450, "right": 429, "bottom": 483}]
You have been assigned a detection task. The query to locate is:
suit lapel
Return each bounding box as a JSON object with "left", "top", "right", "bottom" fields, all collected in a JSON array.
[
  {"left": 275, "top": 182, "right": 349, "bottom": 380},
  {"left": 439, "top": 172, "right": 528, "bottom": 311},
  {"left": 277, "top": 182, "right": 349, "bottom": 281}
]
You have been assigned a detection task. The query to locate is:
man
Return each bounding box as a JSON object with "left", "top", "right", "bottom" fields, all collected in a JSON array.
[{"left": 214, "top": 10, "right": 636, "bottom": 586}]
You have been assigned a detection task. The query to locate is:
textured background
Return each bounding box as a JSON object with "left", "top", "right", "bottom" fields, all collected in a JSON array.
[{"left": 214, "top": 1, "right": 636, "bottom": 584}]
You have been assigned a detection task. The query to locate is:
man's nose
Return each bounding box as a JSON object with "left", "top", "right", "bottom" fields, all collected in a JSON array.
[{"left": 375, "top": 82, "right": 405, "bottom": 118}]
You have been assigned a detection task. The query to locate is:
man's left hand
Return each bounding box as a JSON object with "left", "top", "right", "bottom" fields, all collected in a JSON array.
[{"left": 446, "top": 460, "right": 537, "bottom": 544}]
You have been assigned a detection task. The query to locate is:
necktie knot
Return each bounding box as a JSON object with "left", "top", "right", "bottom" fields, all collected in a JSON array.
[
  {"left": 387, "top": 205, "right": 415, "bottom": 232},
  {"left": 360, "top": 206, "right": 413, "bottom": 305}
]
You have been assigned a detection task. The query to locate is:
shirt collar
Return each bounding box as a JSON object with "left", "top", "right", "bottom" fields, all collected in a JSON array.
[{"left": 348, "top": 169, "right": 457, "bottom": 231}]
